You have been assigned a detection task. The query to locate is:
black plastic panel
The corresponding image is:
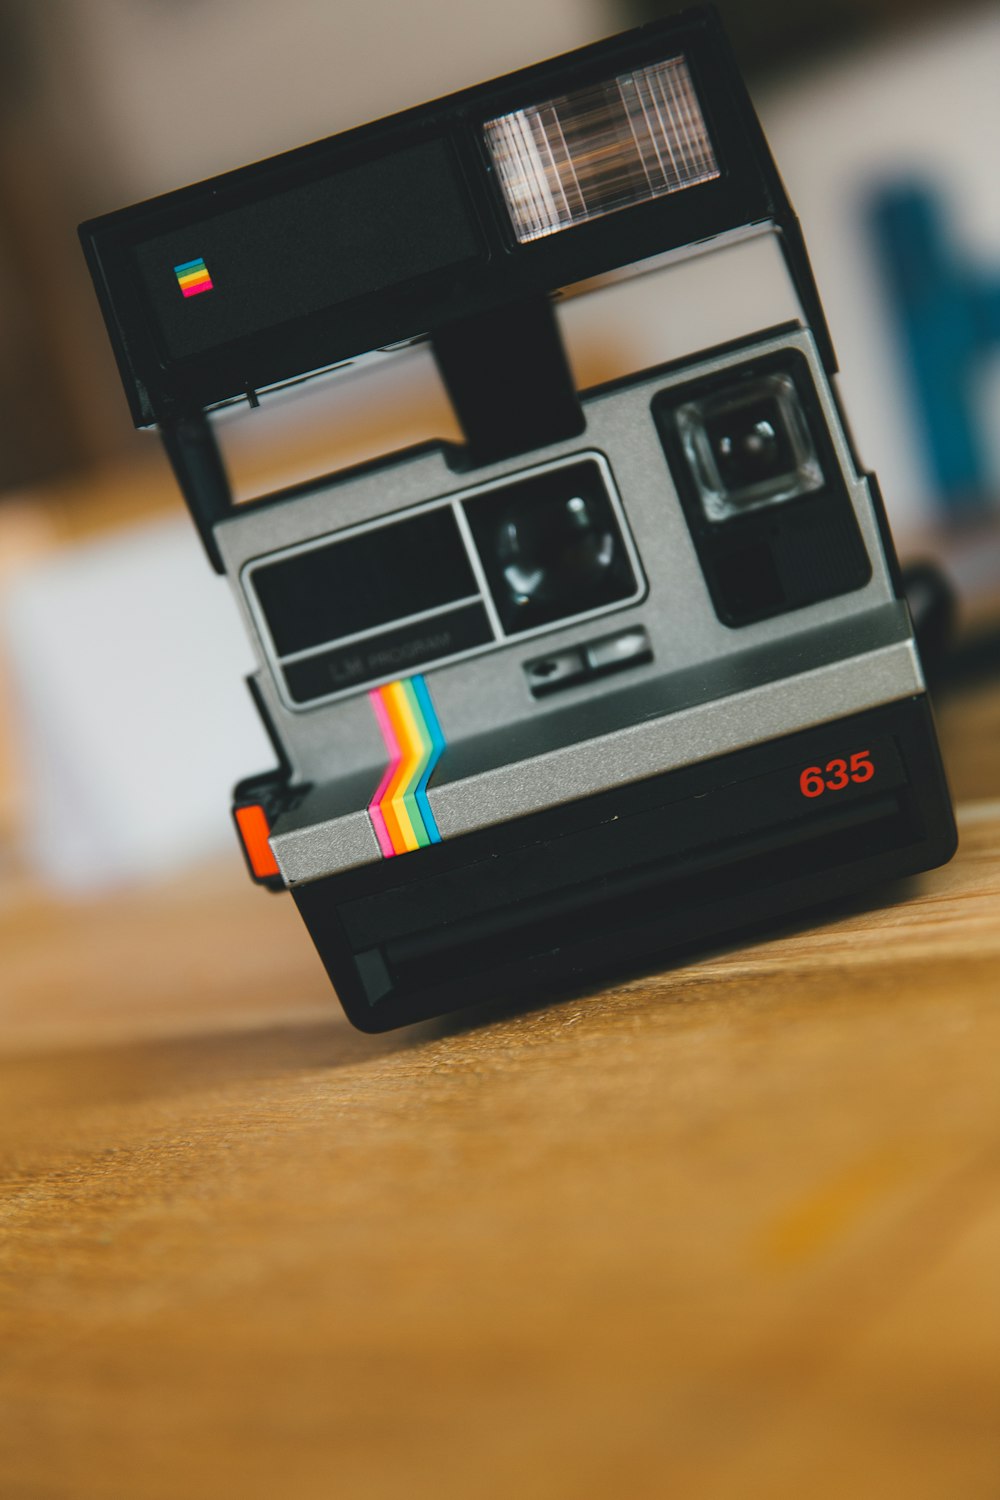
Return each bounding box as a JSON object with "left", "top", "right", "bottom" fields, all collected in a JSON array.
[
  {"left": 283, "top": 603, "right": 492, "bottom": 703},
  {"left": 651, "top": 348, "right": 872, "bottom": 625},
  {"left": 136, "top": 140, "right": 481, "bottom": 362},
  {"left": 250, "top": 505, "right": 476, "bottom": 656},
  {"left": 291, "top": 694, "right": 956, "bottom": 1031}
]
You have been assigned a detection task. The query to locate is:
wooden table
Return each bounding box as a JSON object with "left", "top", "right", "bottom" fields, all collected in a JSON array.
[{"left": 1, "top": 676, "right": 999, "bottom": 1500}]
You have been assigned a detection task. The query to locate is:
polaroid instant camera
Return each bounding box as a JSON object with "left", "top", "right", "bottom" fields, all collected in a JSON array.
[{"left": 81, "top": 7, "right": 956, "bottom": 1030}]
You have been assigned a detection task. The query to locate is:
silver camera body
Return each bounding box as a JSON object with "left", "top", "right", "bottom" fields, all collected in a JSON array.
[
  {"left": 223, "top": 321, "right": 910, "bottom": 880},
  {"left": 81, "top": 13, "right": 955, "bottom": 1028}
]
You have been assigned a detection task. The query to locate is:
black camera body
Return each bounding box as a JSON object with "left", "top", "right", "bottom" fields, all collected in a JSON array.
[{"left": 81, "top": 7, "right": 956, "bottom": 1030}]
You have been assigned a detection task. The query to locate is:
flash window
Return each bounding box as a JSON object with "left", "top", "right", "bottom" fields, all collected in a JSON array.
[{"left": 483, "top": 55, "right": 719, "bottom": 245}]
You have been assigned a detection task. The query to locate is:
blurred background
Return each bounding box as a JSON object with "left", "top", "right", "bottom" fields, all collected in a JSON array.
[{"left": 0, "top": 0, "right": 998, "bottom": 893}]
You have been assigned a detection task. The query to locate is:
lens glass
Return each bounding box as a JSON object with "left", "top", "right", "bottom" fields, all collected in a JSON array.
[
  {"left": 675, "top": 372, "right": 823, "bottom": 522},
  {"left": 464, "top": 458, "right": 637, "bottom": 634}
]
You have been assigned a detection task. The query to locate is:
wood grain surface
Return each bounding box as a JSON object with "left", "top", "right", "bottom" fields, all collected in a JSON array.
[{"left": 1, "top": 678, "right": 999, "bottom": 1499}]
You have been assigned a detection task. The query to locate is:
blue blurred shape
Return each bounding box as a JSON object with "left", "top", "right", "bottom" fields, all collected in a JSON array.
[{"left": 869, "top": 182, "right": 1000, "bottom": 516}]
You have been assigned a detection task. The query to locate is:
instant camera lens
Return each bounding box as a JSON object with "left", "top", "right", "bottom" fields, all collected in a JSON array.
[
  {"left": 675, "top": 371, "right": 824, "bottom": 523},
  {"left": 464, "top": 459, "right": 637, "bottom": 634},
  {"left": 498, "top": 493, "right": 612, "bottom": 609},
  {"left": 706, "top": 397, "right": 791, "bottom": 492}
]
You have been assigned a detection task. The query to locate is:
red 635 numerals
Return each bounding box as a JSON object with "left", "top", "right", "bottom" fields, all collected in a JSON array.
[{"left": 799, "top": 749, "right": 874, "bottom": 799}]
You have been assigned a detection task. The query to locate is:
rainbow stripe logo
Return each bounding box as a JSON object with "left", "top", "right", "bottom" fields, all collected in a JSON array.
[
  {"left": 368, "top": 676, "right": 446, "bottom": 857},
  {"left": 174, "top": 257, "right": 214, "bottom": 298}
]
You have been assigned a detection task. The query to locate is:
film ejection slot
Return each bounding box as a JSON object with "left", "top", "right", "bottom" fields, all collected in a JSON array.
[{"left": 526, "top": 627, "right": 652, "bottom": 697}]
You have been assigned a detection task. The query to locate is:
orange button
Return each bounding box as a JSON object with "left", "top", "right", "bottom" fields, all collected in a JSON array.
[{"left": 235, "top": 803, "right": 280, "bottom": 880}]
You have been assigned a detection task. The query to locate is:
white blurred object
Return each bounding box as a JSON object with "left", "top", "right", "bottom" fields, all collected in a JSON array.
[{"left": 1, "top": 517, "right": 271, "bottom": 891}]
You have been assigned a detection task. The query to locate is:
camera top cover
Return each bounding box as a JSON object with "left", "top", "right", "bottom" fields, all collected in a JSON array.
[{"left": 79, "top": 5, "right": 832, "bottom": 431}]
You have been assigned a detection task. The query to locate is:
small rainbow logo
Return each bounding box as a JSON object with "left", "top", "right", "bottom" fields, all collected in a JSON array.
[
  {"left": 368, "top": 676, "right": 445, "bottom": 857},
  {"left": 174, "top": 257, "right": 214, "bottom": 298}
]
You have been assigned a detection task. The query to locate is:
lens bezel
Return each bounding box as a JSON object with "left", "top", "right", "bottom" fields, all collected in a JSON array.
[
  {"left": 652, "top": 347, "right": 872, "bottom": 627},
  {"left": 674, "top": 370, "right": 824, "bottom": 521},
  {"left": 462, "top": 457, "right": 640, "bottom": 634}
]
